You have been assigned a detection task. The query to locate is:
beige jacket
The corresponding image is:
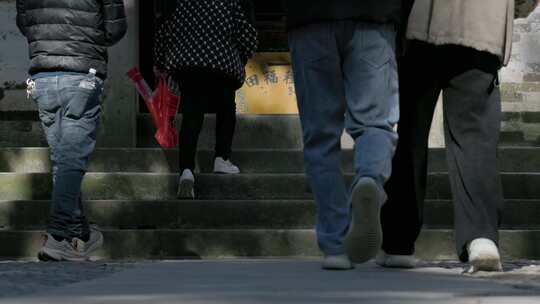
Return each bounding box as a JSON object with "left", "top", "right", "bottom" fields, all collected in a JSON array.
[{"left": 406, "top": 0, "right": 536, "bottom": 65}]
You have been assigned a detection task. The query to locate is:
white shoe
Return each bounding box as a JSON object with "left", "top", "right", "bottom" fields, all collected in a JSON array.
[
  {"left": 376, "top": 250, "right": 418, "bottom": 269},
  {"left": 466, "top": 238, "right": 503, "bottom": 273},
  {"left": 345, "top": 177, "right": 383, "bottom": 264},
  {"left": 213, "top": 157, "right": 240, "bottom": 174},
  {"left": 177, "top": 169, "right": 195, "bottom": 199},
  {"left": 322, "top": 254, "right": 355, "bottom": 270}
]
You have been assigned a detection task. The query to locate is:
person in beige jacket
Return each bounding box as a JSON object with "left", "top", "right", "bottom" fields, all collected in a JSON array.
[{"left": 378, "top": 0, "right": 538, "bottom": 272}]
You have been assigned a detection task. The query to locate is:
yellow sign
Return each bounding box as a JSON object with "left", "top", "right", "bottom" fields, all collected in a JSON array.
[{"left": 236, "top": 52, "right": 299, "bottom": 114}]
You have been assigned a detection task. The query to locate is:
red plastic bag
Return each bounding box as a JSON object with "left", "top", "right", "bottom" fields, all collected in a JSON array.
[
  {"left": 127, "top": 67, "right": 181, "bottom": 148},
  {"left": 127, "top": 67, "right": 159, "bottom": 127},
  {"left": 154, "top": 77, "right": 181, "bottom": 148}
]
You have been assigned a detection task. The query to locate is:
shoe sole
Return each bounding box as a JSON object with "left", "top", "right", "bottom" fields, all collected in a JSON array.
[
  {"left": 322, "top": 264, "right": 355, "bottom": 271},
  {"left": 345, "top": 178, "right": 382, "bottom": 264},
  {"left": 213, "top": 169, "right": 240, "bottom": 174},
  {"left": 322, "top": 260, "right": 355, "bottom": 271},
  {"left": 37, "top": 250, "right": 61, "bottom": 262},
  {"left": 38, "top": 247, "right": 86, "bottom": 262},
  {"left": 376, "top": 256, "right": 418, "bottom": 269},
  {"left": 470, "top": 256, "right": 502, "bottom": 272},
  {"left": 177, "top": 179, "right": 195, "bottom": 199}
]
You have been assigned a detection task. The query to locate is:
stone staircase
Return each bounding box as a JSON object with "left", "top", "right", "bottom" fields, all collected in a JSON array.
[{"left": 0, "top": 115, "right": 540, "bottom": 260}]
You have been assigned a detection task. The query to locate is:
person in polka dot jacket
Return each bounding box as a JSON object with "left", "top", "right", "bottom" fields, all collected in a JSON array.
[{"left": 154, "top": 0, "right": 258, "bottom": 199}]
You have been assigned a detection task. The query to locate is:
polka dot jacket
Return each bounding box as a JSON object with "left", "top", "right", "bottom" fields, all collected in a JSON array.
[{"left": 154, "top": 0, "right": 259, "bottom": 88}]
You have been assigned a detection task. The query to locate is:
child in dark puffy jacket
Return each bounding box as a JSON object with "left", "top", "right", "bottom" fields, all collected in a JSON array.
[{"left": 155, "top": 0, "right": 258, "bottom": 199}]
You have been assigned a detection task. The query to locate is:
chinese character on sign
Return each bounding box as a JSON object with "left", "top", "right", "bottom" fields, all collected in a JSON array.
[
  {"left": 288, "top": 85, "right": 296, "bottom": 96},
  {"left": 284, "top": 69, "right": 294, "bottom": 85},
  {"left": 245, "top": 74, "right": 259, "bottom": 87},
  {"left": 263, "top": 66, "right": 279, "bottom": 84}
]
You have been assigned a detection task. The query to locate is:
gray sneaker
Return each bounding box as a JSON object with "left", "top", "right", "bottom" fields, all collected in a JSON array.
[
  {"left": 375, "top": 250, "right": 418, "bottom": 269},
  {"left": 83, "top": 226, "right": 104, "bottom": 258},
  {"left": 177, "top": 169, "right": 195, "bottom": 199},
  {"left": 345, "top": 177, "right": 384, "bottom": 264},
  {"left": 322, "top": 254, "right": 355, "bottom": 270},
  {"left": 38, "top": 226, "right": 103, "bottom": 262}
]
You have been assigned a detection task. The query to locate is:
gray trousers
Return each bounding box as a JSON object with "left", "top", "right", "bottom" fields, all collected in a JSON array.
[
  {"left": 381, "top": 41, "right": 504, "bottom": 261},
  {"left": 30, "top": 73, "right": 103, "bottom": 240},
  {"left": 289, "top": 21, "right": 399, "bottom": 255}
]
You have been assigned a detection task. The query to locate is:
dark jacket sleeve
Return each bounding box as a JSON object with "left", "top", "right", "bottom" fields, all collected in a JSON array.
[
  {"left": 102, "top": 0, "right": 128, "bottom": 46},
  {"left": 233, "top": 1, "right": 259, "bottom": 64},
  {"left": 16, "top": 0, "right": 27, "bottom": 36}
]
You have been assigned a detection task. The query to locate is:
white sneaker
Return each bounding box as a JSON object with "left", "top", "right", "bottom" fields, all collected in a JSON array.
[
  {"left": 38, "top": 226, "right": 103, "bottom": 262},
  {"left": 376, "top": 250, "right": 418, "bottom": 269},
  {"left": 213, "top": 157, "right": 240, "bottom": 174},
  {"left": 466, "top": 238, "right": 503, "bottom": 273},
  {"left": 345, "top": 177, "right": 384, "bottom": 264},
  {"left": 178, "top": 169, "right": 195, "bottom": 199},
  {"left": 322, "top": 254, "right": 355, "bottom": 270}
]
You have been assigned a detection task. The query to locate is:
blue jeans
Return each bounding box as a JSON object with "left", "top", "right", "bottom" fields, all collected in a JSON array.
[
  {"left": 288, "top": 21, "right": 399, "bottom": 255},
  {"left": 30, "top": 73, "right": 104, "bottom": 240}
]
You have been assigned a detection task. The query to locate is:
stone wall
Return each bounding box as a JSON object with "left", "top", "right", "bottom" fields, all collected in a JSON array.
[
  {"left": 425, "top": 8, "right": 540, "bottom": 148},
  {"left": 500, "top": 8, "right": 540, "bottom": 145}
]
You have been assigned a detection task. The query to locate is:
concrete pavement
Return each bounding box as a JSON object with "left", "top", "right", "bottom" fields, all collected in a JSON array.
[{"left": 1, "top": 259, "right": 540, "bottom": 304}]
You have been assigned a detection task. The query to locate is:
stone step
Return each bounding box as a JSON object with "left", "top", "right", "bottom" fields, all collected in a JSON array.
[
  {"left": 137, "top": 114, "right": 304, "bottom": 149},
  {"left": 137, "top": 114, "right": 539, "bottom": 148},
  {"left": 1, "top": 199, "right": 539, "bottom": 230},
  {"left": 1, "top": 172, "right": 540, "bottom": 201},
  {"left": 1, "top": 114, "right": 538, "bottom": 148},
  {"left": 0, "top": 229, "right": 538, "bottom": 260},
  {"left": 0, "top": 120, "right": 46, "bottom": 147},
  {"left": 2, "top": 147, "right": 540, "bottom": 173}
]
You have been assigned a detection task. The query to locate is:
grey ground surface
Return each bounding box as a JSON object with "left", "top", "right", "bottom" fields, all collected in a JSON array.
[
  {"left": 0, "top": 261, "right": 132, "bottom": 298},
  {"left": 0, "top": 259, "right": 539, "bottom": 303}
]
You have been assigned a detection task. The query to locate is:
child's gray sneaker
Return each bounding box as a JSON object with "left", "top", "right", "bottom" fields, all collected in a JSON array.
[
  {"left": 345, "top": 177, "right": 384, "bottom": 264},
  {"left": 322, "top": 254, "right": 355, "bottom": 270}
]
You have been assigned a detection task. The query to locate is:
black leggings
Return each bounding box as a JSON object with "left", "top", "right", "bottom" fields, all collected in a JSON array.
[{"left": 175, "top": 71, "right": 237, "bottom": 171}]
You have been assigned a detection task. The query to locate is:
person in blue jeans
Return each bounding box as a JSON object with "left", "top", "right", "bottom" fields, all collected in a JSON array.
[
  {"left": 16, "top": 0, "right": 127, "bottom": 261},
  {"left": 282, "top": 0, "right": 403, "bottom": 270}
]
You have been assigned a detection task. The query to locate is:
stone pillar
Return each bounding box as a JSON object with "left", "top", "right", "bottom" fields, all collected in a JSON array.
[{"left": 97, "top": 0, "right": 139, "bottom": 147}]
